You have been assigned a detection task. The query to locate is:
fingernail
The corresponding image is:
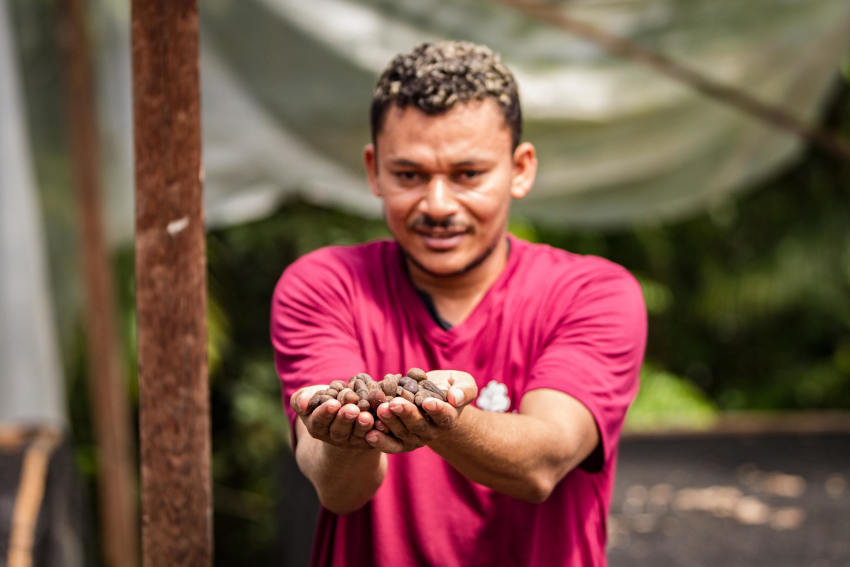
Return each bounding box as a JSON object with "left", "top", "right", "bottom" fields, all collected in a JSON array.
[
  {"left": 390, "top": 401, "right": 404, "bottom": 414},
  {"left": 451, "top": 388, "right": 464, "bottom": 405}
]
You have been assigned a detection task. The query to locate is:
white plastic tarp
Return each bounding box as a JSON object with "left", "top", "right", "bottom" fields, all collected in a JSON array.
[
  {"left": 0, "top": 0, "right": 65, "bottom": 425},
  {"left": 90, "top": 0, "right": 850, "bottom": 245}
]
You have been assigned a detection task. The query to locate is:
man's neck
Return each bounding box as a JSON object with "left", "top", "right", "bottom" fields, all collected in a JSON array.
[{"left": 406, "top": 236, "right": 510, "bottom": 327}]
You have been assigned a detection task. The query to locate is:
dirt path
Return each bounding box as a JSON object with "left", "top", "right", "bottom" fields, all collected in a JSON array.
[{"left": 609, "top": 432, "right": 850, "bottom": 566}]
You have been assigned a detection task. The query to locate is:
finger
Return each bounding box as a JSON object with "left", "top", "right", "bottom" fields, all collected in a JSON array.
[
  {"left": 365, "top": 429, "right": 406, "bottom": 454},
  {"left": 389, "top": 399, "right": 434, "bottom": 438},
  {"left": 351, "top": 410, "right": 375, "bottom": 440},
  {"left": 421, "top": 397, "right": 457, "bottom": 428},
  {"left": 327, "top": 403, "right": 360, "bottom": 444},
  {"left": 446, "top": 373, "right": 477, "bottom": 408},
  {"left": 305, "top": 397, "right": 341, "bottom": 432},
  {"left": 290, "top": 384, "right": 328, "bottom": 415},
  {"left": 376, "top": 401, "right": 411, "bottom": 440},
  {"left": 424, "top": 371, "right": 477, "bottom": 406}
]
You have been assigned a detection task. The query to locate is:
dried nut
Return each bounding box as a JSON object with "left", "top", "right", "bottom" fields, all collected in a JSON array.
[
  {"left": 356, "top": 389, "right": 369, "bottom": 400},
  {"left": 396, "top": 387, "right": 416, "bottom": 403},
  {"left": 337, "top": 388, "right": 357, "bottom": 403},
  {"left": 419, "top": 380, "right": 447, "bottom": 401},
  {"left": 366, "top": 380, "right": 381, "bottom": 392},
  {"left": 407, "top": 368, "right": 427, "bottom": 382},
  {"left": 399, "top": 377, "right": 419, "bottom": 394},
  {"left": 355, "top": 372, "right": 373, "bottom": 383},
  {"left": 418, "top": 388, "right": 442, "bottom": 404},
  {"left": 351, "top": 378, "right": 366, "bottom": 393},
  {"left": 307, "top": 393, "right": 333, "bottom": 413},
  {"left": 324, "top": 388, "right": 339, "bottom": 398},
  {"left": 366, "top": 389, "right": 387, "bottom": 411},
  {"left": 381, "top": 375, "right": 400, "bottom": 396},
  {"left": 329, "top": 380, "right": 347, "bottom": 392},
  {"left": 357, "top": 399, "right": 371, "bottom": 411},
  {"left": 342, "top": 389, "right": 361, "bottom": 405}
]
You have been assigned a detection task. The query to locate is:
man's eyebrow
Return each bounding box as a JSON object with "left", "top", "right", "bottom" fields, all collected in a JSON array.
[
  {"left": 451, "top": 160, "right": 488, "bottom": 168},
  {"left": 387, "top": 158, "right": 422, "bottom": 168},
  {"left": 386, "top": 157, "right": 492, "bottom": 168}
]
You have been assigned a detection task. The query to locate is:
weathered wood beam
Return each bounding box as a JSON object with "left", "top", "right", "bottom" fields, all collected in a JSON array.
[{"left": 131, "top": 0, "right": 212, "bottom": 564}]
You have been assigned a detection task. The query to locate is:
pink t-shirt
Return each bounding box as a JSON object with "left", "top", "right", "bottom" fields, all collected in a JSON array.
[{"left": 271, "top": 235, "right": 646, "bottom": 567}]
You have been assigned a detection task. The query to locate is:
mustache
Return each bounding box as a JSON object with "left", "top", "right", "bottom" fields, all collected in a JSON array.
[{"left": 408, "top": 215, "right": 469, "bottom": 232}]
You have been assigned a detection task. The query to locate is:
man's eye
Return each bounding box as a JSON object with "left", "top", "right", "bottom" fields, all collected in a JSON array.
[
  {"left": 395, "top": 171, "right": 419, "bottom": 182},
  {"left": 456, "top": 170, "right": 482, "bottom": 181}
]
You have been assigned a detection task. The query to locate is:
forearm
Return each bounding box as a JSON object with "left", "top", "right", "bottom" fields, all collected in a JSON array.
[
  {"left": 428, "top": 392, "right": 597, "bottom": 502},
  {"left": 427, "top": 409, "right": 566, "bottom": 501},
  {"left": 295, "top": 421, "right": 387, "bottom": 514}
]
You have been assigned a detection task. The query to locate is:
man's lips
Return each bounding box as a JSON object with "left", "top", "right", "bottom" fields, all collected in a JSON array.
[{"left": 414, "top": 229, "right": 467, "bottom": 251}]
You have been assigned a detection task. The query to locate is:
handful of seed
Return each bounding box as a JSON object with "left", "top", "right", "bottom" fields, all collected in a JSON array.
[{"left": 306, "top": 367, "right": 448, "bottom": 417}]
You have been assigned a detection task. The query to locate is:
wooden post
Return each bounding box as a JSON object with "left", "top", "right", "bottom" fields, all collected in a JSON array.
[
  {"left": 59, "top": 1, "right": 139, "bottom": 566},
  {"left": 131, "top": 1, "right": 212, "bottom": 565}
]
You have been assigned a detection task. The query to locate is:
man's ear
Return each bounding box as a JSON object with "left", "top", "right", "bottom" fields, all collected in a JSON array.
[
  {"left": 510, "top": 142, "right": 537, "bottom": 200},
  {"left": 363, "top": 144, "right": 382, "bottom": 197}
]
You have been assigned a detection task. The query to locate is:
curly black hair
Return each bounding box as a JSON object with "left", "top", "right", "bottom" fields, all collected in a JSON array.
[{"left": 370, "top": 41, "right": 522, "bottom": 149}]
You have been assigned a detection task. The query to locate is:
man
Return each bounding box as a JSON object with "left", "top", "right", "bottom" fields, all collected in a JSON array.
[{"left": 271, "top": 41, "right": 646, "bottom": 566}]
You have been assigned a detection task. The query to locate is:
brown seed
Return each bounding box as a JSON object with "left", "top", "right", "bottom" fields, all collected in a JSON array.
[
  {"left": 355, "top": 372, "right": 373, "bottom": 383},
  {"left": 307, "top": 393, "right": 333, "bottom": 414},
  {"left": 366, "top": 389, "right": 387, "bottom": 411},
  {"left": 351, "top": 378, "right": 366, "bottom": 393},
  {"left": 407, "top": 367, "right": 427, "bottom": 382},
  {"left": 399, "top": 377, "right": 419, "bottom": 394},
  {"left": 329, "top": 380, "right": 347, "bottom": 392},
  {"left": 396, "top": 387, "right": 416, "bottom": 403},
  {"left": 342, "top": 389, "right": 360, "bottom": 405},
  {"left": 337, "top": 388, "right": 359, "bottom": 404},
  {"left": 356, "top": 388, "right": 369, "bottom": 400},
  {"left": 357, "top": 399, "right": 371, "bottom": 411},
  {"left": 420, "top": 380, "right": 447, "bottom": 401},
  {"left": 416, "top": 388, "right": 442, "bottom": 406},
  {"left": 381, "top": 374, "right": 400, "bottom": 396},
  {"left": 323, "top": 388, "right": 339, "bottom": 398},
  {"left": 366, "top": 380, "right": 381, "bottom": 392}
]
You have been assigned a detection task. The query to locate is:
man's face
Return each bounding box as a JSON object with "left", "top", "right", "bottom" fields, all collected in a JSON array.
[{"left": 364, "top": 99, "right": 536, "bottom": 279}]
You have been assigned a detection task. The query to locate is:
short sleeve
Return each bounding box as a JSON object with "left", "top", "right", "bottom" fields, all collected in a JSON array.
[
  {"left": 270, "top": 250, "right": 367, "bottom": 441},
  {"left": 525, "top": 259, "right": 647, "bottom": 472}
]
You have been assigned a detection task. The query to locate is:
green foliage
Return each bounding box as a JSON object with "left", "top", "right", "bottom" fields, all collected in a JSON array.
[
  {"left": 626, "top": 365, "right": 718, "bottom": 431},
  {"left": 533, "top": 87, "right": 850, "bottom": 411},
  {"left": 204, "top": 200, "right": 389, "bottom": 565}
]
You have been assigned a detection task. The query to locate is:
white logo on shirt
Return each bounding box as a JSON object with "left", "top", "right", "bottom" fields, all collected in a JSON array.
[{"left": 476, "top": 380, "right": 511, "bottom": 413}]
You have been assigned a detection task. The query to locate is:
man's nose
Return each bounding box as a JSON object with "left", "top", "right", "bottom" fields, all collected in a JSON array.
[{"left": 420, "top": 176, "right": 458, "bottom": 218}]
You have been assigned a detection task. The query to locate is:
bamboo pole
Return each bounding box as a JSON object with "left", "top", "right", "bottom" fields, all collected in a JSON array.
[
  {"left": 131, "top": 0, "right": 212, "bottom": 565},
  {"left": 58, "top": 1, "right": 139, "bottom": 566}
]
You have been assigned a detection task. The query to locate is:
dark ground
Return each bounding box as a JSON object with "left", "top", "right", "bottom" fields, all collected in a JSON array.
[
  {"left": 276, "top": 428, "right": 850, "bottom": 567},
  {"left": 4, "top": 428, "right": 847, "bottom": 566},
  {"left": 609, "top": 431, "right": 850, "bottom": 567}
]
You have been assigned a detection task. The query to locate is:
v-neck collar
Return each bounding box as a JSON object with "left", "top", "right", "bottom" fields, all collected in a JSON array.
[{"left": 393, "top": 234, "right": 522, "bottom": 347}]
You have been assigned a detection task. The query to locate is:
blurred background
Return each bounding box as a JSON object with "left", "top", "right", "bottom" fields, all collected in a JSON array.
[{"left": 2, "top": 0, "right": 850, "bottom": 565}]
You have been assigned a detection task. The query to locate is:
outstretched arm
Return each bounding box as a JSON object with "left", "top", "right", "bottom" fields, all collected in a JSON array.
[
  {"left": 291, "top": 386, "right": 387, "bottom": 515},
  {"left": 429, "top": 389, "right": 598, "bottom": 502},
  {"left": 367, "top": 384, "right": 598, "bottom": 502}
]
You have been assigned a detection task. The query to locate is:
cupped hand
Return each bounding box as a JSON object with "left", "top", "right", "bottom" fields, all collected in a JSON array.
[
  {"left": 291, "top": 385, "right": 376, "bottom": 450},
  {"left": 365, "top": 370, "right": 478, "bottom": 453}
]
